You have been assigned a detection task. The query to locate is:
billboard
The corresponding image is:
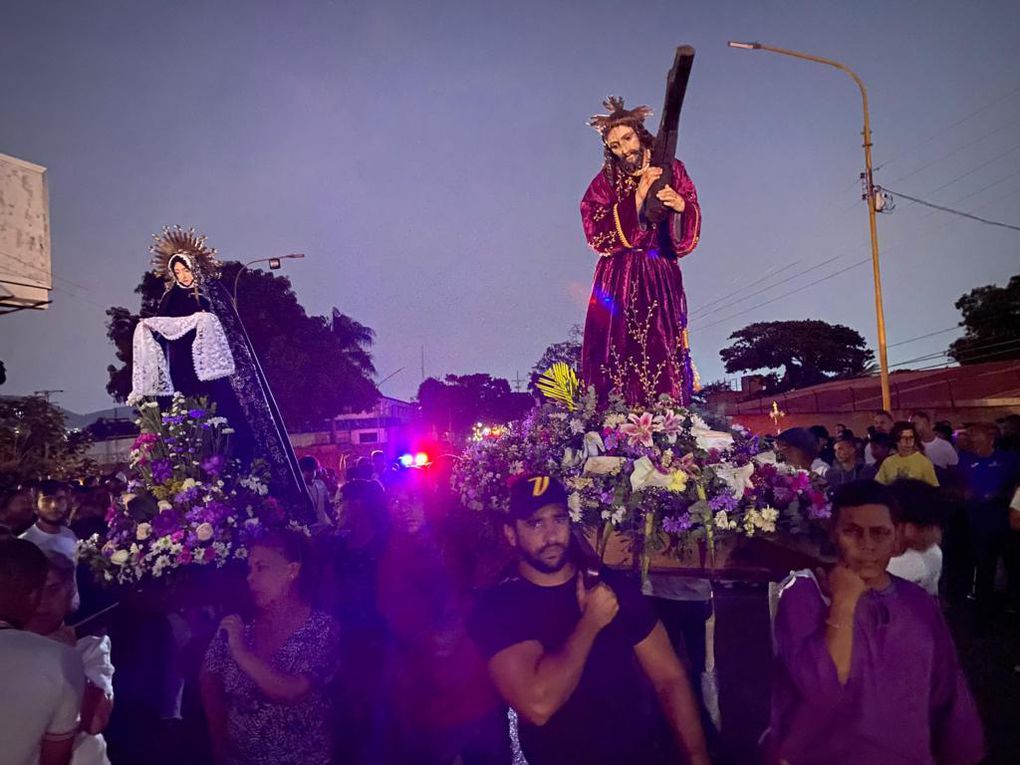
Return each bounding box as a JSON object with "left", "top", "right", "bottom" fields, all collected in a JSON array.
[{"left": 0, "top": 152, "right": 52, "bottom": 313}]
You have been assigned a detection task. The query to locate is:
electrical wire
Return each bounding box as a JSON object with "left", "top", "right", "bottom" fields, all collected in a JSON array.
[
  {"left": 691, "top": 258, "right": 871, "bottom": 332},
  {"left": 881, "top": 186, "right": 1020, "bottom": 233}
]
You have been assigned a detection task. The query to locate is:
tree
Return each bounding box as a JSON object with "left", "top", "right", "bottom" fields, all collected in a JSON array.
[
  {"left": 0, "top": 359, "right": 6, "bottom": 386},
  {"left": 719, "top": 320, "right": 873, "bottom": 393},
  {"left": 417, "top": 373, "right": 533, "bottom": 439},
  {"left": 529, "top": 324, "right": 583, "bottom": 393},
  {"left": 948, "top": 274, "right": 1020, "bottom": 365},
  {"left": 0, "top": 395, "right": 94, "bottom": 491},
  {"left": 105, "top": 263, "right": 379, "bottom": 430}
]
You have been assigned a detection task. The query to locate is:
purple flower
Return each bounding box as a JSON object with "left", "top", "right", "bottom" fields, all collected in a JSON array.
[
  {"left": 662, "top": 513, "right": 694, "bottom": 534},
  {"left": 709, "top": 491, "right": 739, "bottom": 513},
  {"left": 188, "top": 408, "right": 206, "bottom": 419},
  {"left": 201, "top": 454, "right": 225, "bottom": 477},
  {"left": 151, "top": 459, "right": 173, "bottom": 483},
  {"left": 151, "top": 509, "right": 179, "bottom": 536}
]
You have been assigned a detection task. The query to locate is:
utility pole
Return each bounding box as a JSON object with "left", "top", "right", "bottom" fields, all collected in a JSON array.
[
  {"left": 420, "top": 345, "right": 426, "bottom": 382},
  {"left": 512, "top": 370, "right": 527, "bottom": 393},
  {"left": 728, "top": 41, "right": 892, "bottom": 411}
]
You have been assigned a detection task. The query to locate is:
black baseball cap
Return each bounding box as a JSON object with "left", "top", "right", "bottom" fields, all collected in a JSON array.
[{"left": 508, "top": 475, "right": 568, "bottom": 520}]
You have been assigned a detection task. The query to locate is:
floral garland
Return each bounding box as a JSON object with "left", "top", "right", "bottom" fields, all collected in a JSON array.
[
  {"left": 81, "top": 394, "right": 306, "bottom": 585},
  {"left": 452, "top": 380, "right": 829, "bottom": 568}
]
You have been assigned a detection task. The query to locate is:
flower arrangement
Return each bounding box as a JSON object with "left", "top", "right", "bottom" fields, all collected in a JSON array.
[
  {"left": 81, "top": 394, "right": 305, "bottom": 585},
  {"left": 452, "top": 376, "right": 829, "bottom": 573}
]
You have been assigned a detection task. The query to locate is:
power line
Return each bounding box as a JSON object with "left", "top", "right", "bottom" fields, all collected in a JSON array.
[
  {"left": 691, "top": 256, "right": 843, "bottom": 319},
  {"left": 876, "top": 83, "right": 1020, "bottom": 171},
  {"left": 882, "top": 112, "right": 1020, "bottom": 186},
  {"left": 925, "top": 141, "right": 1020, "bottom": 196},
  {"left": 690, "top": 260, "right": 801, "bottom": 314},
  {"left": 888, "top": 326, "right": 962, "bottom": 348},
  {"left": 691, "top": 258, "right": 871, "bottom": 332},
  {"left": 881, "top": 186, "right": 1020, "bottom": 232},
  {"left": 890, "top": 337, "right": 1020, "bottom": 369}
]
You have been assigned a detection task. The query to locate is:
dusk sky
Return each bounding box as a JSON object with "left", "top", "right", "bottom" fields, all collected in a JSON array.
[{"left": 2, "top": 0, "right": 1019, "bottom": 415}]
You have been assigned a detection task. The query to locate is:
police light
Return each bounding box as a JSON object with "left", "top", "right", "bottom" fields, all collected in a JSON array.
[
  {"left": 414, "top": 452, "right": 429, "bottom": 467},
  {"left": 398, "top": 453, "right": 415, "bottom": 468}
]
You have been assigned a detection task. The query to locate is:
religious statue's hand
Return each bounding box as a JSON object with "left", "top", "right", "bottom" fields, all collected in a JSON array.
[
  {"left": 656, "top": 184, "right": 686, "bottom": 213},
  {"left": 635, "top": 166, "right": 663, "bottom": 209}
]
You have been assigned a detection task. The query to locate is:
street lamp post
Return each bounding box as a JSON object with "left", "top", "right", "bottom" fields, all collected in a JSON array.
[
  {"left": 232, "top": 254, "right": 306, "bottom": 309},
  {"left": 728, "top": 41, "right": 892, "bottom": 411}
]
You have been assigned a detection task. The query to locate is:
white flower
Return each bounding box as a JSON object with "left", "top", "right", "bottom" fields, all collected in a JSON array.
[
  {"left": 180, "top": 478, "right": 197, "bottom": 491},
  {"left": 509, "top": 460, "right": 525, "bottom": 476},
  {"left": 714, "top": 511, "right": 737, "bottom": 531},
  {"left": 157, "top": 500, "right": 172, "bottom": 511},
  {"left": 603, "top": 413, "right": 626, "bottom": 429},
  {"left": 110, "top": 549, "right": 130, "bottom": 566},
  {"left": 207, "top": 416, "right": 228, "bottom": 426},
  {"left": 567, "top": 492, "right": 582, "bottom": 522},
  {"left": 195, "top": 522, "right": 214, "bottom": 542},
  {"left": 630, "top": 456, "right": 673, "bottom": 493},
  {"left": 569, "top": 418, "right": 586, "bottom": 435},
  {"left": 583, "top": 456, "right": 625, "bottom": 475},
  {"left": 713, "top": 462, "right": 755, "bottom": 496},
  {"left": 581, "top": 431, "right": 605, "bottom": 459},
  {"left": 222, "top": 428, "right": 235, "bottom": 434}
]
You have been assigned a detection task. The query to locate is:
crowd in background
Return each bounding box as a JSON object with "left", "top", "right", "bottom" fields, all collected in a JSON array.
[{"left": 2, "top": 414, "right": 1019, "bottom": 765}]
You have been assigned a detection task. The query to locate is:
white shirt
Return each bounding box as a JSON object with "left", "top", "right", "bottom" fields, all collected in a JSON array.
[
  {"left": 20, "top": 524, "right": 79, "bottom": 563},
  {"left": 887, "top": 544, "right": 943, "bottom": 597},
  {"left": 72, "top": 635, "right": 114, "bottom": 765},
  {"left": 920, "top": 436, "right": 958, "bottom": 470},
  {"left": 0, "top": 628, "right": 85, "bottom": 765},
  {"left": 20, "top": 524, "right": 80, "bottom": 611}
]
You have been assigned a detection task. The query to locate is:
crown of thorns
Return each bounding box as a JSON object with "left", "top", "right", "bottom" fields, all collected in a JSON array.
[
  {"left": 587, "top": 96, "right": 653, "bottom": 136},
  {"left": 150, "top": 225, "right": 221, "bottom": 286}
]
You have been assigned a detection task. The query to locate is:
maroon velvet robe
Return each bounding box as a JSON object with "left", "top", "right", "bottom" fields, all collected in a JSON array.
[{"left": 580, "top": 159, "right": 701, "bottom": 406}]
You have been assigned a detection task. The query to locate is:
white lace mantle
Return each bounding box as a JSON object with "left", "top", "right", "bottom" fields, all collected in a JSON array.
[{"left": 128, "top": 312, "right": 236, "bottom": 405}]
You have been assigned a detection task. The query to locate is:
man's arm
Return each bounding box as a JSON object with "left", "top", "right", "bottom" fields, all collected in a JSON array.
[
  {"left": 824, "top": 565, "right": 864, "bottom": 684},
  {"left": 200, "top": 669, "right": 229, "bottom": 765},
  {"left": 486, "top": 577, "right": 618, "bottom": 726},
  {"left": 633, "top": 621, "right": 711, "bottom": 765}
]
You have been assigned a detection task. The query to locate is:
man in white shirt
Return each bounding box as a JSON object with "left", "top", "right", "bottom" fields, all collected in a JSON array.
[
  {"left": 0, "top": 538, "right": 85, "bottom": 765},
  {"left": 19, "top": 480, "right": 80, "bottom": 611},
  {"left": 886, "top": 479, "right": 946, "bottom": 597},
  {"left": 910, "top": 411, "right": 959, "bottom": 471}
]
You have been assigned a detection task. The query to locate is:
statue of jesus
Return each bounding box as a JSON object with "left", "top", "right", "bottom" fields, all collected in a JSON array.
[{"left": 580, "top": 97, "right": 701, "bottom": 406}]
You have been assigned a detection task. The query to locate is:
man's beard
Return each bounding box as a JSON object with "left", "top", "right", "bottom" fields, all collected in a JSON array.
[
  {"left": 521, "top": 543, "right": 569, "bottom": 574},
  {"left": 619, "top": 148, "right": 646, "bottom": 175}
]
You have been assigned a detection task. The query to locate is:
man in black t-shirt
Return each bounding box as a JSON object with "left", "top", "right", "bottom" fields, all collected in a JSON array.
[{"left": 469, "top": 475, "right": 710, "bottom": 765}]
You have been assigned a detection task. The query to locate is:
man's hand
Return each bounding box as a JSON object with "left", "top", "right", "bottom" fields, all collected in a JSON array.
[
  {"left": 656, "top": 184, "right": 686, "bottom": 213},
  {"left": 635, "top": 166, "right": 663, "bottom": 210},
  {"left": 218, "top": 614, "right": 245, "bottom": 656},
  {"left": 828, "top": 564, "right": 867, "bottom": 610},
  {"left": 576, "top": 575, "right": 619, "bottom": 631}
]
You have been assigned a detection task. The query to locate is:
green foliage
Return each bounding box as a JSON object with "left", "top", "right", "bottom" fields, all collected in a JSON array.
[
  {"left": 417, "top": 373, "right": 533, "bottom": 439},
  {"left": 105, "top": 262, "right": 379, "bottom": 430},
  {"left": 719, "top": 320, "right": 873, "bottom": 393},
  {"left": 0, "top": 395, "right": 94, "bottom": 491},
  {"left": 948, "top": 274, "right": 1020, "bottom": 365}
]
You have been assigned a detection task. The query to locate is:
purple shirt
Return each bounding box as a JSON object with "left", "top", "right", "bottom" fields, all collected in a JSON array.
[{"left": 767, "top": 571, "right": 984, "bottom": 765}]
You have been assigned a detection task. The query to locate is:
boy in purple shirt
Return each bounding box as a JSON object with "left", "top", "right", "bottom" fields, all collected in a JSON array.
[{"left": 767, "top": 480, "right": 984, "bottom": 765}]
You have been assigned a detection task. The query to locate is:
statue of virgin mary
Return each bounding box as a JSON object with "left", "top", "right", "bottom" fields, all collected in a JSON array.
[{"left": 130, "top": 226, "right": 308, "bottom": 508}]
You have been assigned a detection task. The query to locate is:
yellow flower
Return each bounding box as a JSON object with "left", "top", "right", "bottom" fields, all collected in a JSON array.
[{"left": 667, "top": 470, "right": 688, "bottom": 493}]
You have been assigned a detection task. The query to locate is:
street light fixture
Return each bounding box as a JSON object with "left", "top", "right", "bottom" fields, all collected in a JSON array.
[
  {"left": 727, "top": 41, "right": 892, "bottom": 411},
  {"left": 232, "top": 254, "right": 306, "bottom": 308}
]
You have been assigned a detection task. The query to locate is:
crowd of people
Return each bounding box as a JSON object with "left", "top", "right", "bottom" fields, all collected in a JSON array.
[
  {"left": 776, "top": 410, "right": 1020, "bottom": 629},
  {"left": 1, "top": 414, "right": 1019, "bottom": 765}
]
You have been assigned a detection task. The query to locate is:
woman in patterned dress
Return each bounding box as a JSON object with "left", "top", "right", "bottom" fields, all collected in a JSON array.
[{"left": 200, "top": 529, "right": 340, "bottom": 765}]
